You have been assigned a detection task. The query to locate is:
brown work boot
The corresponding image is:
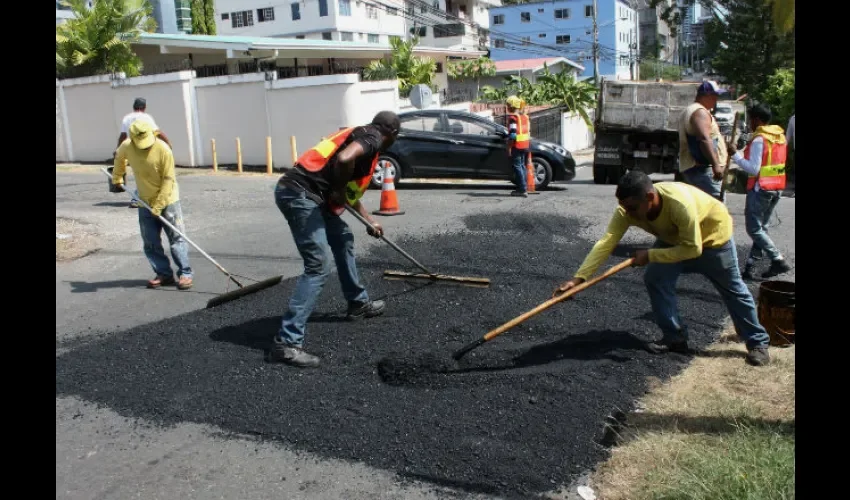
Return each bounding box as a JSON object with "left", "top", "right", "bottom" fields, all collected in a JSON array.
[
  {"left": 177, "top": 276, "right": 193, "bottom": 290},
  {"left": 147, "top": 275, "right": 175, "bottom": 289},
  {"left": 745, "top": 347, "right": 770, "bottom": 366}
]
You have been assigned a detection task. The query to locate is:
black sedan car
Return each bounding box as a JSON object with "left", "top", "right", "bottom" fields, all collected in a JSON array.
[{"left": 370, "top": 109, "right": 577, "bottom": 190}]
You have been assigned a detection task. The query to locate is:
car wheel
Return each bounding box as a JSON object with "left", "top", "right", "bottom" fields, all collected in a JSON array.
[
  {"left": 531, "top": 156, "right": 553, "bottom": 190},
  {"left": 371, "top": 156, "right": 401, "bottom": 190}
]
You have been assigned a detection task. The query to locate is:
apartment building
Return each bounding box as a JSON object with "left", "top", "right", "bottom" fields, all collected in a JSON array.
[
  {"left": 56, "top": 0, "right": 189, "bottom": 34},
  {"left": 214, "top": 0, "right": 493, "bottom": 50},
  {"left": 488, "top": 0, "right": 638, "bottom": 81}
]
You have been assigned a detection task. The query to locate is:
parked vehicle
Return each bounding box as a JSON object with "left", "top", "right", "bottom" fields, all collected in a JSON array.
[
  {"left": 713, "top": 102, "right": 735, "bottom": 137},
  {"left": 592, "top": 79, "right": 701, "bottom": 184},
  {"left": 373, "top": 109, "right": 577, "bottom": 190}
]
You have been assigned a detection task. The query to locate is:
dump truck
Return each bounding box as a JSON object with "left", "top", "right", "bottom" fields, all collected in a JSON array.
[{"left": 592, "top": 79, "right": 702, "bottom": 184}]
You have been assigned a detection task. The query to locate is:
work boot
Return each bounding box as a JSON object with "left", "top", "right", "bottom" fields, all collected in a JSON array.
[
  {"left": 177, "top": 276, "right": 193, "bottom": 290},
  {"left": 511, "top": 190, "right": 528, "bottom": 198},
  {"left": 746, "top": 346, "right": 770, "bottom": 366},
  {"left": 741, "top": 265, "right": 756, "bottom": 281},
  {"left": 762, "top": 259, "right": 792, "bottom": 279},
  {"left": 147, "top": 275, "right": 176, "bottom": 289},
  {"left": 347, "top": 299, "right": 386, "bottom": 321},
  {"left": 646, "top": 339, "right": 691, "bottom": 354},
  {"left": 269, "top": 338, "right": 320, "bottom": 368}
]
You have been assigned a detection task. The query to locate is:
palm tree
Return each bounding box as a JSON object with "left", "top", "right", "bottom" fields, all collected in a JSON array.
[
  {"left": 536, "top": 64, "right": 598, "bottom": 129},
  {"left": 56, "top": 0, "right": 157, "bottom": 79},
  {"left": 362, "top": 36, "right": 437, "bottom": 96}
]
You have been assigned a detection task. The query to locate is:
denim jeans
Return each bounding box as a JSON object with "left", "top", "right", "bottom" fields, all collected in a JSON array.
[
  {"left": 512, "top": 149, "right": 528, "bottom": 192},
  {"left": 275, "top": 185, "right": 369, "bottom": 347},
  {"left": 745, "top": 189, "right": 782, "bottom": 262},
  {"left": 681, "top": 166, "right": 722, "bottom": 201},
  {"left": 138, "top": 201, "right": 192, "bottom": 279},
  {"left": 643, "top": 238, "right": 770, "bottom": 350}
]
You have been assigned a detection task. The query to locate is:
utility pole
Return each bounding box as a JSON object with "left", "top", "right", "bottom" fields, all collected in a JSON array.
[{"left": 592, "top": 0, "right": 599, "bottom": 83}]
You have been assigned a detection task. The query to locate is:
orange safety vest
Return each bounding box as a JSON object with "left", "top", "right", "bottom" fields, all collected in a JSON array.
[
  {"left": 744, "top": 127, "right": 787, "bottom": 192},
  {"left": 508, "top": 113, "right": 531, "bottom": 150},
  {"left": 295, "top": 127, "right": 379, "bottom": 215}
]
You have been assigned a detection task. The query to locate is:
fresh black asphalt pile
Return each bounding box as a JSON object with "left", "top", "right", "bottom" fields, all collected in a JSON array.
[{"left": 56, "top": 213, "right": 733, "bottom": 497}]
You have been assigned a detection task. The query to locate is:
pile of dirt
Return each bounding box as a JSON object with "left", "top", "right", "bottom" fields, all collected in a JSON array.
[
  {"left": 56, "top": 217, "right": 99, "bottom": 262},
  {"left": 55, "top": 213, "right": 731, "bottom": 497}
]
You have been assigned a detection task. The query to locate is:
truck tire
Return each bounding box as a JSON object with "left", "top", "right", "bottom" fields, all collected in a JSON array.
[{"left": 593, "top": 164, "right": 607, "bottom": 184}]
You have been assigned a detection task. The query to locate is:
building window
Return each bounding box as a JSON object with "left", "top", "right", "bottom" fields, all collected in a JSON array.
[
  {"left": 319, "top": 0, "right": 328, "bottom": 17},
  {"left": 410, "top": 26, "right": 426, "bottom": 37},
  {"left": 494, "top": 39, "right": 505, "bottom": 48},
  {"left": 521, "top": 36, "right": 530, "bottom": 45},
  {"left": 620, "top": 55, "right": 629, "bottom": 66},
  {"left": 387, "top": 7, "right": 398, "bottom": 15},
  {"left": 406, "top": 2, "right": 414, "bottom": 15},
  {"left": 554, "top": 8, "right": 570, "bottom": 19},
  {"left": 538, "top": 33, "right": 546, "bottom": 38},
  {"left": 257, "top": 7, "right": 274, "bottom": 22},
  {"left": 322, "top": 32, "right": 333, "bottom": 40},
  {"left": 368, "top": 33, "right": 380, "bottom": 43},
  {"left": 436, "top": 62, "right": 443, "bottom": 73},
  {"left": 520, "top": 12, "right": 530, "bottom": 22},
  {"left": 366, "top": 5, "right": 378, "bottom": 19},
  {"left": 493, "top": 14, "right": 504, "bottom": 25},
  {"left": 231, "top": 10, "right": 254, "bottom": 28},
  {"left": 339, "top": 0, "right": 351, "bottom": 16},
  {"left": 538, "top": 8, "right": 544, "bottom": 13},
  {"left": 556, "top": 35, "right": 570, "bottom": 44},
  {"left": 341, "top": 32, "right": 354, "bottom": 41},
  {"left": 291, "top": 3, "right": 300, "bottom": 21},
  {"left": 221, "top": 13, "right": 229, "bottom": 20},
  {"left": 585, "top": 5, "right": 593, "bottom": 17}
]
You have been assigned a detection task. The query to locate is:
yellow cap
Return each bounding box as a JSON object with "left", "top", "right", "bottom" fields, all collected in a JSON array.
[{"left": 129, "top": 120, "right": 156, "bottom": 149}]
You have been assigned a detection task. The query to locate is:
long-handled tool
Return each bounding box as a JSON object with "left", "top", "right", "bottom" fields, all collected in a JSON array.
[
  {"left": 100, "top": 168, "right": 283, "bottom": 308},
  {"left": 719, "top": 111, "right": 742, "bottom": 201},
  {"left": 452, "top": 258, "right": 635, "bottom": 360},
  {"left": 343, "top": 204, "right": 491, "bottom": 288}
]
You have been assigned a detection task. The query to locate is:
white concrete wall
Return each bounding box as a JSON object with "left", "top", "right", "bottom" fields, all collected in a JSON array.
[
  {"left": 562, "top": 108, "right": 595, "bottom": 152},
  {"left": 56, "top": 71, "right": 400, "bottom": 168}
]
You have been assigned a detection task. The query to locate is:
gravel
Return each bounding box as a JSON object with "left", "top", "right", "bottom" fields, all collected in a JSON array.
[{"left": 56, "top": 212, "right": 731, "bottom": 498}]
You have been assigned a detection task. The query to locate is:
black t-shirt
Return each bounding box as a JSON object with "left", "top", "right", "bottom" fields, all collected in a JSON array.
[{"left": 279, "top": 125, "right": 384, "bottom": 204}]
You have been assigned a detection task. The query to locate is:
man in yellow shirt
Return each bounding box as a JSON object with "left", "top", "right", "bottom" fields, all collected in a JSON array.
[
  {"left": 553, "top": 171, "right": 771, "bottom": 366},
  {"left": 112, "top": 120, "right": 193, "bottom": 290}
]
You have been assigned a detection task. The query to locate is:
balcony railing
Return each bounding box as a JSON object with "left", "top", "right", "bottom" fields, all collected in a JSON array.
[{"left": 433, "top": 23, "right": 466, "bottom": 38}]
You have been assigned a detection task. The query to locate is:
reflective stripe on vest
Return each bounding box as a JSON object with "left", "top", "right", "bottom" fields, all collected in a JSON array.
[
  {"left": 744, "top": 133, "right": 787, "bottom": 192},
  {"left": 509, "top": 113, "right": 531, "bottom": 149}
]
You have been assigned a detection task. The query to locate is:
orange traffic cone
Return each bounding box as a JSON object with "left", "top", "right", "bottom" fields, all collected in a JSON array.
[
  {"left": 372, "top": 165, "right": 405, "bottom": 216},
  {"left": 526, "top": 152, "right": 540, "bottom": 194}
]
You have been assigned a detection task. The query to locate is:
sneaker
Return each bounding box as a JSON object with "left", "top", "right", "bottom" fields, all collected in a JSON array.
[
  {"left": 746, "top": 346, "right": 770, "bottom": 366},
  {"left": 177, "top": 276, "right": 193, "bottom": 290},
  {"left": 128, "top": 201, "right": 140, "bottom": 208},
  {"left": 510, "top": 190, "right": 528, "bottom": 197},
  {"left": 646, "top": 339, "right": 691, "bottom": 354},
  {"left": 147, "top": 275, "right": 175, "bottom": 289},
  {"left": 762, "top": 259, "right": 792, "bottom": 279},
  {"left": 269, "top": 341, "right": 320, "bottom": 368},
  {"left": 346, "top": 300, "right": 386, "bottom": 321},
  {"left": 741, "top": 266, "right": 756, "bottom": 281}
]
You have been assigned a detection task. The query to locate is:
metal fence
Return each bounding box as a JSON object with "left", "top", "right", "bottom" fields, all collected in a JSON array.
[
  {"left": 493, "top": 106, "right": 565, "bottom": 145},
  {"left": 135, "top": 58, "right": 366, "bottom": 81}
]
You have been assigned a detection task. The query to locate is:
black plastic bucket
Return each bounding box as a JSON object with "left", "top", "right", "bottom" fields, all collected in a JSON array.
[{"left": 757, "top": 280, "right": 795, "bottom": 347}]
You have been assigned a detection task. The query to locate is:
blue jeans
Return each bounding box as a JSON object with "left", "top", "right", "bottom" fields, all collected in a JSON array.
[
  {"left": 138, "top": 201, "right": 192, "bottom": 279},
  {"left": 512, "top": 149, "right": 528, "bottom": 192},
  {"left": 275, "top": 186, "right": 369, "bottom": 346},
  {"left": 681, "top": 166, "right": 722, "bottom": 200},
  {"left": 745, "top": 189, "right": 782, "bottom": 262},
  {"left": 643, "top": 239, "right": 770, "bottom": 350}
]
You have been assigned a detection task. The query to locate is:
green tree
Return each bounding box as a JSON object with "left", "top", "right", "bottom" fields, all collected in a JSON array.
[
  {"left": 56, "top": 0, "right": 157, "bottom": 79},
  {"left": 759, "top": 67, "right": 794, "bottom": 129},
  {"left": 204, "top": 0, "right": 217, "bottom": 35},
  {"left": 191, "top": 0, "right": 207, "bottom": 34},
  {"left": 362, "top": 36, "right": 437, "bottom": 96},
  {"left": 447, "top": 57, "right": 496, "bottom": 99},
  {"left": 536, "top": 64, "right": 598, "bottom": 129}
]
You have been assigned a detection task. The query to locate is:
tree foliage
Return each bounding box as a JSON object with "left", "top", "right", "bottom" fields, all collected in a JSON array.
[
  {"left": 190, "top": 0, "right": 217, "bottom": 35},
  {"left": 56, "top": 0, "right": 157, "bottom": 79},
  {"left": 759, "top": 67, "right": 794, "bottom": 128},
  {"left": 362, "top": 36, "right": 437, "bottom": 96},
  {"left": 204, "top": 0, "right": 217, "bottom": 35},
  {"left": 447, "top": 57, "right": 496, "bottom": 96}
]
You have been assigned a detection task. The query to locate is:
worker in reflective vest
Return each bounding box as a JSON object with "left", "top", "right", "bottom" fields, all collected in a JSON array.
[
  {"left": 506, "top": 95, "right": 531, "bottom": 197},
  {"left": 270, "top": 111, "right": 401, "bottom": 368},
  {"left": 727, "top": 103, "right": 792, "bottom": 280}
]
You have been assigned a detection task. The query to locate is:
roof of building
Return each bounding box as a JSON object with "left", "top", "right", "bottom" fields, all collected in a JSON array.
[
  {"left": 133, "top": 33, "right": 485, "bottom": 59},
  {"left": 494, "top": 57, "right": 585, "bottom": 74}
]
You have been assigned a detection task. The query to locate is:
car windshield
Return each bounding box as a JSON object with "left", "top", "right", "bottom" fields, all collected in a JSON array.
[{"left": 716, "top": 106, "right": 732, "bottom": 113}]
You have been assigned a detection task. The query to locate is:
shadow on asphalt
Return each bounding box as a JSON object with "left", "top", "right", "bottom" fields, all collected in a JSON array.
[
  {"left": 65, "top": 279, "right": 219, "bottom": 297},
  {"left": 92, "top": 201, "right": 134, "bottom": 208}
]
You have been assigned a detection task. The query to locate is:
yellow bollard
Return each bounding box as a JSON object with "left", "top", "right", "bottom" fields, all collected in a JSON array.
[
  {"left": 211, "top": 139, "right": 218, "bottom": 173},
  {"left": 236, "top": 137, "right": 243, "bottom": 173},
  {"left": 266, "top": 136, "right": 273, "bottom": 175}
]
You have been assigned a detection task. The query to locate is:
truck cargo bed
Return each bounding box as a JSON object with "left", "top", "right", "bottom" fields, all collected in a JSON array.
[{"left": 597, "top": 80, "right": 701, "bottom": 133}]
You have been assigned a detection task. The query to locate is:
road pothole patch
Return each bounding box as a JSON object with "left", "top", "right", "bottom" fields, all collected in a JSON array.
[{"left": 56, "top": 217, "right": 100, "bottom": 262}]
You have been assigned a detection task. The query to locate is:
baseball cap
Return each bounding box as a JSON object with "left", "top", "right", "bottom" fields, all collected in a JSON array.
[
  {"left": 696, "top": 80, "right": 727, "bottom": 96},
  {"left": 133, "top": 97, "right": 146, "bottom": 109},
  {"left": 129, "top": 120, "right": 156, "bottom": 149},
  {"left": 371, "top": 110, "right": 400, "bottom": 136}
]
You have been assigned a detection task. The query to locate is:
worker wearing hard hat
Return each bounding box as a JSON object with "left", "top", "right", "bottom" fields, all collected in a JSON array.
[{"left": 505, "top": 95, "right": 531, "bottom": 197}]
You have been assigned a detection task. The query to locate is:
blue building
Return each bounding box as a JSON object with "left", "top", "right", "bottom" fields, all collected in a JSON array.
[{"left": 488, "top": 0, "right": 639, "bottom": 81}]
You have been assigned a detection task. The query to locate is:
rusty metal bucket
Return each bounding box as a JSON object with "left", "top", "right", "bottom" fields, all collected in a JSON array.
[{"left": 757, "top": 280, "right": 795, "bottom": 347}]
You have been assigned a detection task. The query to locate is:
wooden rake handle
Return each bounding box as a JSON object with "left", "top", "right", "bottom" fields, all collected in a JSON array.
[
  {"left": 452, "top": 258, "right": 636, "bottom": 360},
  {"left": 719, "top": 112, "right": 743, "bottom": 200}
]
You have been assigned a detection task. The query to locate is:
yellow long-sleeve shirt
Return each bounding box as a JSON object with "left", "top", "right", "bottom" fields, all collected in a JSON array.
[
  {"left": 113, "top": 138, "right": 179, "bottom": 216},
  {"left": 574, "top": 182, "right": 733, "bottom": 281}
]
